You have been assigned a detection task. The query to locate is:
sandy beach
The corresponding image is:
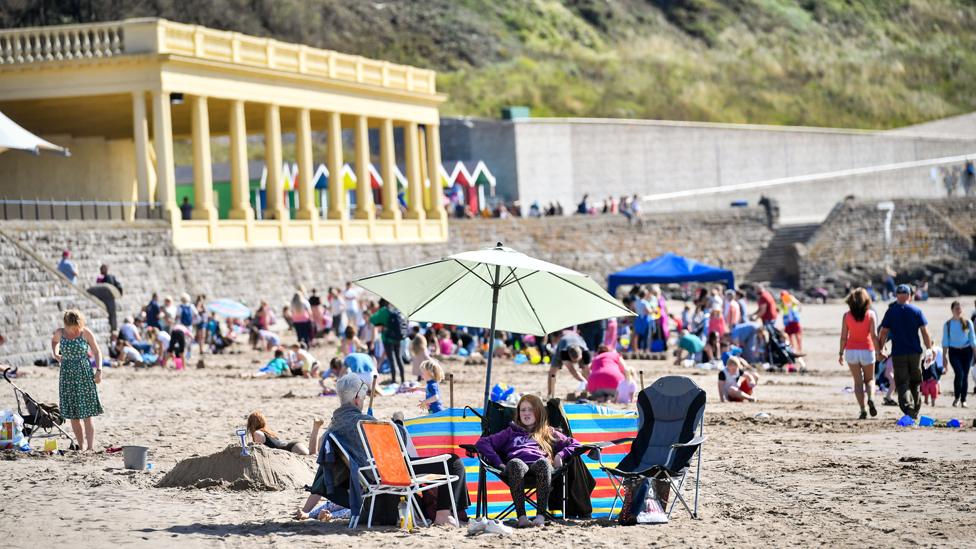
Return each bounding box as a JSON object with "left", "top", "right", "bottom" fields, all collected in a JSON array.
[{"left": 2, "top": 297, "right": 975, "bottom": 548}]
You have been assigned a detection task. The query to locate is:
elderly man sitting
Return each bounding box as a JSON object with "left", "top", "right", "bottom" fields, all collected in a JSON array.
[{"left": 298, "top": 373, "right": 469, "bottom": 526}]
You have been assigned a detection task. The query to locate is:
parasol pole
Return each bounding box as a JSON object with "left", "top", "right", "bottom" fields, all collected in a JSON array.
[{"left": 481, "top": 258, "right": 502, "bottom": 411}]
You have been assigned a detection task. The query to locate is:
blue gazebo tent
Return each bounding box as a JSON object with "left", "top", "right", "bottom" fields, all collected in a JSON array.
[{"left": 607, "top": 253, "right": 735, "bottom": 296}]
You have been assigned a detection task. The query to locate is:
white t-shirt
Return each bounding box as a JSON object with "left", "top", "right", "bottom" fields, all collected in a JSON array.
[
  {"left": 344, "top": 288, "right": 361, "bottom": 313},
  {"left": 156, "top": 331, "right": 171, "bottom": 349}
]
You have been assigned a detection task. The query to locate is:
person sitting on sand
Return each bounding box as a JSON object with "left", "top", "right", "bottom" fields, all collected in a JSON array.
[
  {"left": 298, "top": 374, "right": 469, "bottom": 525},
  {"left": 718, "top": 356, "right": 758, "bottom": 402},
  {"left": 246, "top": 348, "right": 289, "bottom": 378},
  {"left": 474, "top": 394, "right": 581, "bottom": 528},
  {"left": 616, "top": 366, "right": 639, "bottom": 404},
  {"left": 246, "top": 411, "right": 310, "bottom": 455},
  {"left": 288, "top": 343, "right": 320, "bottom": 378},
  {"left": 586, "top": 344, "right": 627, "bottom": 402},
  {"left": 338, "top": 325, "right": 365, "bottom": 356}
]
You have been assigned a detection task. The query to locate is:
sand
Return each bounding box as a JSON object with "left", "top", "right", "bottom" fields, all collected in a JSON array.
[
  {"left": 1, "top": 297, "right": 975, "bottom": 548},
  {"left": 157, "top": 444, "right": 314, "bottom": 491}
]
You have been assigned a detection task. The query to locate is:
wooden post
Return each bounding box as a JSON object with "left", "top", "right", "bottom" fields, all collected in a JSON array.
[
  {"left": 639, "top": 370, "right": 645, "bottom": 390},
  {"left": 449, "top": 373, "right": 455, "bottom": 409}
]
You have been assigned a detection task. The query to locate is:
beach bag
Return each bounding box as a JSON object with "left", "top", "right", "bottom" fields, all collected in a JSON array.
[
  {"left": 618, "top": 477, "right": 669, "bottom": 525},
  {"left": 0, "top": 410, "right": 27, "bottom": 450}
]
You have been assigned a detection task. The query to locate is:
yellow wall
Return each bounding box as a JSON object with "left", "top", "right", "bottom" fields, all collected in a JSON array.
[{"left": 0, "top": 135, "right": 136, "bottom": 202}]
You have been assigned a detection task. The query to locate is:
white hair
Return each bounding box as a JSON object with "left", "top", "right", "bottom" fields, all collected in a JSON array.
[{"left": 337, "top": 373, "right": 368, "bottom": 406}]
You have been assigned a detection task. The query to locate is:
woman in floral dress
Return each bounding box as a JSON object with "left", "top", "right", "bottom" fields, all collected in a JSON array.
[{"left": 51, "top": 309, "right": 103, "bottom": 451}]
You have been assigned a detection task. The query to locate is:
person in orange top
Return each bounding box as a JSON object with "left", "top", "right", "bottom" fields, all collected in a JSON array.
[{"left": 838, "top": 288, "right": 881, "bottom": 420}]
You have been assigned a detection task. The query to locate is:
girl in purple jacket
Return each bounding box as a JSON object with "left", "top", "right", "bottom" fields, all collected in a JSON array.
[{"left": 474, "top": 394, "right": 580, "bottom": 527}]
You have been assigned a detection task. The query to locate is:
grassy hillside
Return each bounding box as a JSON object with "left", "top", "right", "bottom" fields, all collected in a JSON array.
[{"left": 4, "top": 0, "right": 976, "bottom": 129}]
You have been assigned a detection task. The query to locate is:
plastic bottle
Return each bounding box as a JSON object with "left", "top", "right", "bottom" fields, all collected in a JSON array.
[{"left": 397, "top": 497, "right": 411, "bottom": 531}]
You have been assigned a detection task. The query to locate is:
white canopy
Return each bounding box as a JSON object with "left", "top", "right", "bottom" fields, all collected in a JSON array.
[{"left": 0, "top": 111, "right": 69, "bottom": 156}]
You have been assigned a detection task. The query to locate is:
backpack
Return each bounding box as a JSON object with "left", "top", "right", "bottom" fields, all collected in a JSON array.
[
  {"left": 386, "top": 307, "right": 408, "bottom": 341},
  {"left": 178, "top": 304, "right": 194, "bottom": 327}
]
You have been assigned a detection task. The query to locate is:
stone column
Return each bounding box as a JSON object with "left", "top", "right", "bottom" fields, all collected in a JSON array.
[
  {"left": 379, "top": 118, "right": 400, "bottom": 220},
  {"left": 295, "top": 107, "right": 317, "bottom": 220},
  {"left": 190, "top": 95, "right": 218, "bottom": 221},
  {"left": 425, "top": 123, "right": 446, "bottom": 220},
  {"left": 131, "top": 91, "right": 152, "bottom": 220},
  {"left": 326, "top": 111, "right": 345, "bottom": 220},
  {"left": 151, "top": 91, "right": 178, "bottom": 222},
  {"left": 263, "top": 103, "right": 288, "bottom": 220},
  {"left": 403, "top": 121, "right": 425, "bottom": 220},
  {"left": 353, "top": 115, "right": 375, "bottom": 220},
  {"left": 227, "top": 100, "right": 254, "bottom": 220}
]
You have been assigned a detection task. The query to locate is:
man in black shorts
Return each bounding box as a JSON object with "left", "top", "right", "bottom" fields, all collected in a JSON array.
[{"left": 547, "top": 330, "right": 592, "bottom": 399}]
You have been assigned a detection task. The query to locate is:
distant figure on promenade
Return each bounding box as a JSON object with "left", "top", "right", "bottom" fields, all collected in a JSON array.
[
  {"left": 878, "top": 285, "right": 934, "bottom": 419},
  {"left": 180, "top": 197, "right": 193, "bottom": 220},
  {"left": 882, "top": 266, "right": 897, "bottom": 301},
  {"left": 95, "top": 264, "right": 123, "bottom": 295},
  {"left": 57, "top": 250, "right": 78, "bottom": 283}
]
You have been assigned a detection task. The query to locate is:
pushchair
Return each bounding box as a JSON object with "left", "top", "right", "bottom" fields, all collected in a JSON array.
[
  {"left": 762, "top": 324, "right": 803, "bottom": 372},
  {"left": 3, "top": 368, "right": 77, "bottom": 449}
]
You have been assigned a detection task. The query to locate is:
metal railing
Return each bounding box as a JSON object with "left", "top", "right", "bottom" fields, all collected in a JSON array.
[{"left": 0, "top": 199, "right": 163, "bottom": 221}]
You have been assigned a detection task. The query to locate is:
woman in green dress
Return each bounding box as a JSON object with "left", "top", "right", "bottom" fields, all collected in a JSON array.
[{"left": 51, "top": 309, "right": 103, "bottom": 451}]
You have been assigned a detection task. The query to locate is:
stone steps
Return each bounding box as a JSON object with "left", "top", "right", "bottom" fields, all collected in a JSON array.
[{"left": 746, "top": 223, "right": 820, "bottom": 287}]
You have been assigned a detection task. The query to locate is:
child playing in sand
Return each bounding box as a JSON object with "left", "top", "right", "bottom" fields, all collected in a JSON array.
[
  {"left": 616, "top": 366, "right": 639, "bottom": 404},
  {"left": 288, "top": 343, "right": 320, "bottom": 378},
  {"left": 921, "top": 347, "right": 945, "bottom": 406},
  {"left": 246, "top": 411, "right": 310, "bottom": 454},
  {"left": 247, "top": 348, "right": 289, "bottom": 378},
  {"left": 718, "top": 356, "right": 759, "bottom": 402},
  {"left": 338, "top": 325, "right": 365, "bottom": 356},
  {"left": 419, "top": 359, "right": 445, "bottom": 413},
  {"left": 437, "top": 329, "right": 454, "bottom": 356}
]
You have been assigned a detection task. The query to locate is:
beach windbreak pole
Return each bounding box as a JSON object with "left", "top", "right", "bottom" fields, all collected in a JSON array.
[{"left": 355, "top": 242, "right": 634, "bottom": 409}]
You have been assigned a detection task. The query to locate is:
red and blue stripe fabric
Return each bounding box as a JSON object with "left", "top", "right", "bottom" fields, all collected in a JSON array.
[{"left": 404, "top": 403, "right": 637, "bottom": 518}]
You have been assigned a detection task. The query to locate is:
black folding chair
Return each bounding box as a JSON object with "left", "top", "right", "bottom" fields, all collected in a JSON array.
[{"left": 590, "top": 375, "right": 707, "bottom": 519}]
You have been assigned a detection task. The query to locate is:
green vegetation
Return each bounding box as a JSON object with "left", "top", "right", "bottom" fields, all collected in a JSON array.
[{"left": 5, "top": 0, "right": 976, "bottom": 128}]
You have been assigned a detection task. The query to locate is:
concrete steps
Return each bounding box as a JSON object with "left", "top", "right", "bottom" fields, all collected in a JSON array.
[
  {"left": 746, "top": 223, "right": 820, "bottom": 287},
  {"left": 0, "top": 229, "right": 109, "bottom": 366}
]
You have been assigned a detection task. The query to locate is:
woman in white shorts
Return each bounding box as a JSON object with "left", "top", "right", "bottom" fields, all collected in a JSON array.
[{"left": 839, "top": 288, "right": 881, "bottom": 420}]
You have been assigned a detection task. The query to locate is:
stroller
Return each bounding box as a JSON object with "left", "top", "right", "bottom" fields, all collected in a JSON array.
[
  {"left": 762, "top": 324, "right": 803, "bottom": 372},
  {"left": 3, "top": 368, "right": 77, "bottom": 449}
]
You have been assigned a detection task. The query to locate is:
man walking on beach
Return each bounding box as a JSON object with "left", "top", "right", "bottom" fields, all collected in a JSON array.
[{"left": 878, "top": 284, "right": 934, "bottom": 418}]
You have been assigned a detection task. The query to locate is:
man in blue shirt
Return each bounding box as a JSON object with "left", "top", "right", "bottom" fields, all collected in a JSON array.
[
  {"left": 878, "top": 285, "right": 933, "bottom": 418},
  {"left": 57, "top": 250, "right": 77, "bottom": 283}
]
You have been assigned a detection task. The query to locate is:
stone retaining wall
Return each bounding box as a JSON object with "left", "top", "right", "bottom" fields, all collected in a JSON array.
[
  {"left": 0, "top": 229, "right": 109, "bottom": 366},
  {"left": 0, "top": 210, "right": 772, "bottom": 365},
  {"left": 798, "top": 198, "right": 975, "bottom": 288}
]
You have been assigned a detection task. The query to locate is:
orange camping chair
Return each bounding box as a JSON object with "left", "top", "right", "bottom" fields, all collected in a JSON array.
[{"left": 357, "top": 420, "right": 459, "bottom": 529}]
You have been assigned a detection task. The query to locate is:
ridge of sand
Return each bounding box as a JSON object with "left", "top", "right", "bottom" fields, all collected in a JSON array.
[{"left": 157, "top": 444, "right": 314, "bottom": 491}]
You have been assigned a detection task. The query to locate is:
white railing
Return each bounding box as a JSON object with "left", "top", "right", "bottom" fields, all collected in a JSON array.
[
  {"left": 0, "top": 19, "right": 437, "bottom": 95},
  {"left": 0, "top": 22, "right": 123, "bottom": 64}
]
